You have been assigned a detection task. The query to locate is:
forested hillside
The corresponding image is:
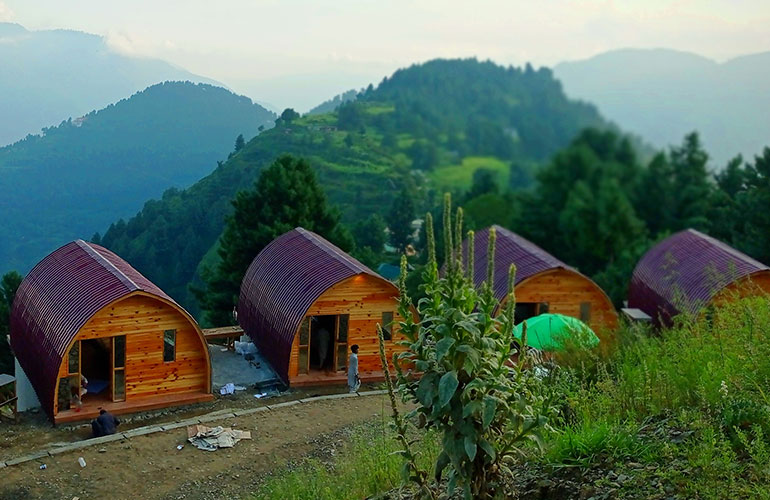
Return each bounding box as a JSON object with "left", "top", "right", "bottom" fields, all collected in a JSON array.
[
  {"left": 0, "top": 81, "right": 275, "bottom": 273},
  {"left": 98, "top": 58, "right": 607, "bottom": 316}
]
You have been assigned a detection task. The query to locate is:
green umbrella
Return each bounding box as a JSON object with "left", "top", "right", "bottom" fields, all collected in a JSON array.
[{"left": 513, "top": 313, "right": 599, "bottom": 352}]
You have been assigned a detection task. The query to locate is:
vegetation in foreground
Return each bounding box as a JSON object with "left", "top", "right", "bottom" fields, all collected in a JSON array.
[
  {"left": 252, "top": 294, "right": 770, "bottom": 499},
  {"left": 254, "top": 422, "right": 440, "bottom": 500}
]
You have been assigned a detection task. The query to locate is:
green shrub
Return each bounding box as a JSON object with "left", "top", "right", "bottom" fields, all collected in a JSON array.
[{"left": 390, "top": 194, "right": 552, "bottom": 499}]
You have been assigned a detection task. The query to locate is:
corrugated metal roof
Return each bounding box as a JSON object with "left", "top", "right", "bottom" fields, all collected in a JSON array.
[
  {"left": 9, "top": 240, "right": 180, "bottom": 419},
  {"left": 464, "top": 225, "right": 573, "bottom": 301},
  {"left": 238, "top": 227, "right": 387, "bottom": 383},
  {"left": 628, "top": 229, "right": 770, "bottom": 326}
]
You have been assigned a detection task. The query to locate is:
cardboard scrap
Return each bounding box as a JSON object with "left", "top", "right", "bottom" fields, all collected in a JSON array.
[{"left": 186, "top": 424, "right": 252, "bottom": 451}]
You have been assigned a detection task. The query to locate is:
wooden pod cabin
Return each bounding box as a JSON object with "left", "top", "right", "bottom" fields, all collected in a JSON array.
[
  {"left": 465, "top": 226, "right": 618, "bottom": 333},
  {"left": 628, "top": 229, "right": 770, "bottom": 327},
  {"left": 238, "top": 227, "right": 406, "bottom": 387},
  {"left": 10, "top": 240, "right": 212, "bottom": 424}
]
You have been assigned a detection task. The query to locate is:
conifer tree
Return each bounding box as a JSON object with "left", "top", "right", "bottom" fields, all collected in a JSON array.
[{"left": 193, "top": 155, "right": 352, "bottom": 326}]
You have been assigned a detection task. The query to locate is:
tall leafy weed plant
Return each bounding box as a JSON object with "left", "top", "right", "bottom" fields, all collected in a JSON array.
[{"left": 388, "top": 194, "right": 552, "bottom": 499}]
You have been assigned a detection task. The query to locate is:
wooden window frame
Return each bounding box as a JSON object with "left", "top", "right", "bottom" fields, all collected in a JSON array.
[
  {"left": 381, "top": 311, "right": 394, "bottom": 341},
  {"left": 163, "top": 329, "right": 177, "bottom": 363},
  {"left": 112, "top": 336, "right": 126, "bottom": 402},
  {"left": 335, "top": 314, "right": 349, "bottom": 372},
  {"left": 580, "top": 302, "right": 591, "bottom": 323},
  {"left": 298, "top": 318, "right": 310, "bottom": 374}
]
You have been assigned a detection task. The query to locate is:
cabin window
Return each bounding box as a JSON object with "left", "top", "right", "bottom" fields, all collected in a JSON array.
[
  {"left": 114, "top": 370, "right": 125, "bottom": 401},
  {"left": 114, "top": 335, "right": 126, "bottom": 368},
  {"left": 298, "top": 318, "right": 310, "bottom": 374},
  {"left": 538, "top": 303, "right": 549, "bottom": 314},
  {"left": 580, "top": 302, "right": 591, "bottom": 323},
  {"left": 336, "top": 314, "right": 349, "bottom": 371},
  {"left": 68, "top": 341, "right": 80, "bottom": 375},
  {"left": 382, "top": 312, "right": 394, "bottom": 341},
  {"left": 163, "top": 329, "right": 176, "bottom": 362},
  {"left": 113, "top": 335, "right": 126, "bottom": 402},
  {"left": 338, "top": 315, "right": 349, "bottom": 342}
]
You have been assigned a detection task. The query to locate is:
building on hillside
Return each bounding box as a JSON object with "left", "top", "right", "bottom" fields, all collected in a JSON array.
[
  {"left": 10, "top": 240, "right": 212, "bottom": 424},
  {"left": 628, "top": 229, "right": 770, "bottom": 327},
  {"left": 464, "top": 226, "right": 619, "bottom": 334},
  {"left": 238, "top": 227, "right": 408, "bottom": 387}
]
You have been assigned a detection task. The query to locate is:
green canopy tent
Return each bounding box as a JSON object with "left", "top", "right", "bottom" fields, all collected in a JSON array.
[{"left": 513, "top": 313, "right": 599, "bottom": 351}]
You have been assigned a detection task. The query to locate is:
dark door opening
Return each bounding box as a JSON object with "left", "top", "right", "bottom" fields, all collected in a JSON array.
[
  {"left": 80, "top": 338, "right": 111, "bottom": 403},
  {"left": 309, "top": 315, "right": 336, "bottom": 371},
  {"left": 515, "top": 302, "right": 549, "bottom": 325}
]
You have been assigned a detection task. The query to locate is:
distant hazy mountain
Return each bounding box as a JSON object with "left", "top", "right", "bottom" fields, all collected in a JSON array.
[
  {"left": 0, "top": 81, "right": 275, "bottom": 274},
  {"left": 554, "top": 48, "right": 770, "bottom": 166},
  {"left": 0, "top": 22, "right": 221, "bottom": 147}
]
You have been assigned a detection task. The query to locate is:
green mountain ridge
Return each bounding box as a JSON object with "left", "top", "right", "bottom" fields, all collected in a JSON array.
[
  {"left": 97, "top": 58, "right": 608, "bottom": 318},
  {"left": 0, "top": 81, "right": 276, "bottom": 273}
]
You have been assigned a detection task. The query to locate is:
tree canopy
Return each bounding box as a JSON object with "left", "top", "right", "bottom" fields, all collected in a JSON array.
[{"left": 193, "top": 154, "right": 352, "bottom": 326}]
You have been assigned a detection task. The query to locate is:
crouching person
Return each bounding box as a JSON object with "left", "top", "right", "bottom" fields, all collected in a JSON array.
[{"left": 91, "top": 409, "right": 121, "bottom": 438}]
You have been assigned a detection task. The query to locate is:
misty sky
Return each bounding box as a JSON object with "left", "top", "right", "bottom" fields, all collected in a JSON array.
[{"left": 3, "top": 0, "right": 770, "bottom": 111}]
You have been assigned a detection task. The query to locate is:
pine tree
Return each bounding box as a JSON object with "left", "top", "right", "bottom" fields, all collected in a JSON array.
[
  {"left": 234, "top": 134, "right": 245, "bottom": 152},
  {"left": 669, "top": 132, "right": 713, "bottom": 231},
  {"left": 387, "top": 187, "right": 416, "bottom": 251},
  {"left": 193, "top": 155, "right": 353, "bottom": 326}
]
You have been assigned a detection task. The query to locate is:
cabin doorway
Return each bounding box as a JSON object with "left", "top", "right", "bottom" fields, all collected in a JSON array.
[
  {"left": 297, "top": 314, "right": 350, "bottom": 375},
  {"left": 61, "top": 335, "right": 127, "bottom": 411},
  {"left": 81, "top": 339, "right": 111, "bottom": 405},
  {"left": 515, "top": 302, "right": 549, "bottom": 325},
  {"left": 310, "top": 315, "right": 335, "bottom": 371}
]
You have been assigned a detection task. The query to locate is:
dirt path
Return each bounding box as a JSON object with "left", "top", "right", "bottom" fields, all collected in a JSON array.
[{"left": 1, "top": 394, "right": 394, "bottom": 500}]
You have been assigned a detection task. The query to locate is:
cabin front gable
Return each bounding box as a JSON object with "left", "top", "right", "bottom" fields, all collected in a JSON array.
[
  {"left": 505, "top": 268, "right": 618, "bottom": 333},
  {"left": 53, "top": 292, "right": 211, "bottom": 420},
  {"left": 287, "top": 274, "right": 405, "bottom": 383}
]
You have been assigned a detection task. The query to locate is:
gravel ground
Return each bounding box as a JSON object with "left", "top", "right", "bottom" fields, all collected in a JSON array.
[{"left": 0, "top": 393, "right": 392, "bottom": 500}]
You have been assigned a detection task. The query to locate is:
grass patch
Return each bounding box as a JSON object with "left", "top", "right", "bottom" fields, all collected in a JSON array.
[
  {"left": 428, "top": 156, "right": 509, "bottom": 191},
  {"left": 538, "top": 296, "right": 770, "bottom": 496},
  {"left": 254, "top": 420, "right": 440, "bottom": 500},
  {"left": 363, "top": 104, "right": 396, "bottom": 115}
]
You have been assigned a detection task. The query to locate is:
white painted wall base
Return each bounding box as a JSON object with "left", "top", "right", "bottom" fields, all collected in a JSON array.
[{"left": 14, "top": 358, "right": 41, "bottom": 412}]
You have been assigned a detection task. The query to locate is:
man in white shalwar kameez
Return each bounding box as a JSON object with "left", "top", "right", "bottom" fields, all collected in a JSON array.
[{"left": 348, "top": 344, "right": 360, "bottom": 393}]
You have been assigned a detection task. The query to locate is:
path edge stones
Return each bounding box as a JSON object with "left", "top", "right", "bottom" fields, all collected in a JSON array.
[{"left": 1, "top": 389, "right": 389, "bottom": 468}]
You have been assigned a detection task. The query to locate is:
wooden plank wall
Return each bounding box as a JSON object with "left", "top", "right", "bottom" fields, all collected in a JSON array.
[
  {"left": 288, "top": 274, "right": 405, "bottom": 380},
  {"left": 710, "top": 271, "right": 770, "bottom": 307},
  {"left": 512, "top": 269, "right": 619, "bottom": 333},
  {"left": 56, "top": 294, "right": 209, "bottom": 412}
]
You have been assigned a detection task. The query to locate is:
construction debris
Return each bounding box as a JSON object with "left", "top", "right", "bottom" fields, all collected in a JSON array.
[
  {"left": 186, "top": 424, "right": 252, "bottom": 451},
  {"left": 219, "top": 383, "right": 247, "bottom": 395}
]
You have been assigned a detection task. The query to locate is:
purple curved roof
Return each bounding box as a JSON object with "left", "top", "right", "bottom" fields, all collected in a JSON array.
[
  {"left": 238, "top": 227, "right": 386, "bottom": 383},
  {"left": 10, "top": 240, "right": 178, "bottom": 419},
  {"left": 464, "top": 226, "right": 573, "bottom": 300},
  {"left": 628, "top": 229, "right": 770, "bottom": 326}
]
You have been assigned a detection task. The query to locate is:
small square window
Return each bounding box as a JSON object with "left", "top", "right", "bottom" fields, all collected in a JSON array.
[
  {"left": 381, "top": 312, "right": 394, "bottom": 341},
  {"left": 163, "top": 329, "right": 176, "bottom": 362},
  {"left": 580, "top": 302, "right": 591, "bottom": 323}
]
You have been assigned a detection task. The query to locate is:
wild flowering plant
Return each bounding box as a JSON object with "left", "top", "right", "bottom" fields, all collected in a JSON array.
[{"left": 381, "top": 194, "right": 552, "bottom": 499}]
